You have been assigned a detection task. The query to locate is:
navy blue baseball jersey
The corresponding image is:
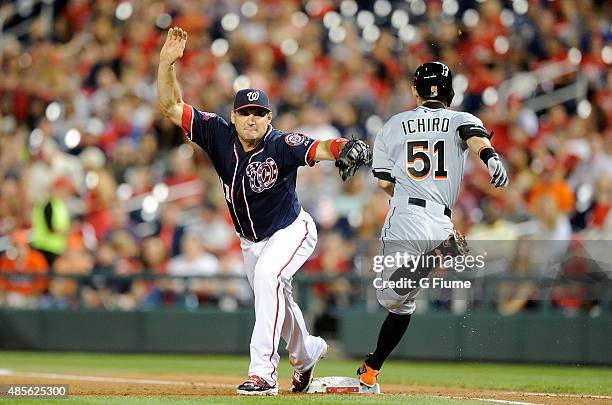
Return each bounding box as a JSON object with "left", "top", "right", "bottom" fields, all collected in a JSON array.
[{"left": 181, "top": 104, "right": 319, "bottom": 242}]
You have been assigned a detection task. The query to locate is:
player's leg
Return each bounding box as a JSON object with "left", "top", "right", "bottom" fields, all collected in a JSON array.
[
  {"left": 268, "top": 210, "right": 327, "bottom": 391},
  {"left": 237, "top": 238, "right": 278, "bottom": 395},
  {"left": 244, "top": 210, "right": 320, "bottom": 390},
  {"left": 358, "top": 263, "right": 420, "bottom": 387},
  {"left": 281, "top": 276, "right": 328, "bottom": 392},
  {"left": 273, "top": 212, "right": 327, "bottom": 392},
  {"left": 280, "top": 280, "right": 320, "bottom": 367},
  {"left": 240, "top": 238, "right": 260, "bottom": 288},
  {"left": 359, "top": 208, "right": 443, "bottom": 386},
  {"left": 271, "top": 212, "right": 325, "bottom": 370},
  {"left": 359, "top": 210, "right": 454, "bottom": 386},
  {"left": 369, "top": 314, "right": 412, "bottom": 370}
]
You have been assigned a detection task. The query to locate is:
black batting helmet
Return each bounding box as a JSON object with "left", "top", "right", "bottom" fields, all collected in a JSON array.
[{"left": 413, "top": 62, "right": 455, "bottom": 106}]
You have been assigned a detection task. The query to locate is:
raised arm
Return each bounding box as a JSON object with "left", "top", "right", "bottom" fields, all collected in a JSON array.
[{"left": 157, "top": 27, "right": 188, "bottom": 127}]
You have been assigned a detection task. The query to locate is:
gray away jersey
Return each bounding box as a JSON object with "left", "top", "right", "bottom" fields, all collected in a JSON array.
[{"left": 372, "top": 102, "right": 484, "bottom": 209}]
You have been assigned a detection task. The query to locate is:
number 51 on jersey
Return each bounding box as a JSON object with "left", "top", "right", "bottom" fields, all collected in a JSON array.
[{"left": 406, "top": 139, "right": 447, "bottom": 180}]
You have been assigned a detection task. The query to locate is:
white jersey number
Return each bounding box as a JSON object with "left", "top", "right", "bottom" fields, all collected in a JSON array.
[{"left": 406, "top": 139, "right": 448, "bottom": 181}]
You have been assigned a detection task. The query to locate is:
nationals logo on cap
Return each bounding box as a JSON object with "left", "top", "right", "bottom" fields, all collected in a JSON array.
[{"left": 234, "top": 88, "right": 271, "bottom": 112}]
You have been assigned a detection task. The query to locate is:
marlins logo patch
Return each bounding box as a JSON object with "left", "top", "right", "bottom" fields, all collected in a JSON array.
[
  {"left": 284, "top": 132, "right": 307, "bottom": 146},
  {"left": 246, "top": 158, "right": 279, "bottom": 193}
]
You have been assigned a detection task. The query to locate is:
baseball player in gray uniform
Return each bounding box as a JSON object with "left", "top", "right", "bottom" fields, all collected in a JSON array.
[{"left": 357, "top": 62, "right": 509, "bottom": 387}]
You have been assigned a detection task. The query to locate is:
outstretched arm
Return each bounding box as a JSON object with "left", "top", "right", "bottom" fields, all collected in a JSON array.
[
  {"left": 313, "top": 138, "right": 372, "bottom": 181},
  {"left": 467, "top": 136, "right": 509, "bottom": 188},
  {"left": 466, "top": 136, "right": 493, "bottom": 154},
  {"left": 157, "top": 27, "right": 188, "bottom": 127},
  {"left": 314, "top": 139, "right": 344, "bottom": 161}
]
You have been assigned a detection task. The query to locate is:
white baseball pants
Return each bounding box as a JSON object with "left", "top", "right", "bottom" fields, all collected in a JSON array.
[{"left": 240, "top": 209, "right": 320, "bottom": 386}]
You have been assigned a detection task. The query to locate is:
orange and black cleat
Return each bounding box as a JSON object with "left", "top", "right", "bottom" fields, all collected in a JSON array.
[{"left": 356, "top": 354, "right": 380, "bottom": 387}]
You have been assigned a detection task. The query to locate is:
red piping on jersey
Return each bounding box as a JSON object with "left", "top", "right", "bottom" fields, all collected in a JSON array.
[
  {"left": 269, "top": 220, "right": 309, "bottom": 383},
  {"left": 181, "top": 104, "right": 193, "bottom": 139},
  {"left": 241, "top": 177, "right": 257, "bottom": 240},
  {"left": 231, "top": 145, "right": 245, "bottom": 235},
  {"left": 306, "top": 140, "right": 320, "bottom": 166}
]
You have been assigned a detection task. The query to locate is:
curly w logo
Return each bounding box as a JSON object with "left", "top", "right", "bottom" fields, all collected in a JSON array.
[
  {"left": 247, "top": 91, "right": 260, "bottom": 101},
  {"left": 246, "top": 158, "right": 278, "bottom": 193}
]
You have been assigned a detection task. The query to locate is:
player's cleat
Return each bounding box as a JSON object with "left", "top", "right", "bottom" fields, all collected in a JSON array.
[
  {"left": 236, "top": 375, "right": 278, "bottom": 396},
  {"left": 291, "top": 336, "right": 328, "bottom": 392},
  {"left": 357, "top": 354, "right": 380, "bottom": 388}
]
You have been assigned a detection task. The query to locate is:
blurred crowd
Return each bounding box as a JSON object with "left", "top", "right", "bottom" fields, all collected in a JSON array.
[{"left": 0, "top": 0, "right": 610, "bottom": 325}]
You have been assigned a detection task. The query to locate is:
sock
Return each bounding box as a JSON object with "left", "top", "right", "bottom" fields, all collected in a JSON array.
[{"left": 366, "top": 312, "right": 412, "bottom": 370}]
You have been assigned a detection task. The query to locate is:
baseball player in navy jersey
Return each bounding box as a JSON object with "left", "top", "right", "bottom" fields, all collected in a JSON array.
[
  {"left": 356, "top": 62, "right": 509, "bottom": 387},
  {"left": 158, "top": 27, "right": 371, "bottom": 396}
]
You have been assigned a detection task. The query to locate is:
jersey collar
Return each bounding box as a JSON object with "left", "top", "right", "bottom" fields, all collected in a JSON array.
[{"left": 421, "top": 101, "right": 446, "bottom": 109}]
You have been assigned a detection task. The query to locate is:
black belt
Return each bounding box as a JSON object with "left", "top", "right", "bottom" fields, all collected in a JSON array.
[{"left": 408, "top": 197, "right": 452, "bottom": 218}]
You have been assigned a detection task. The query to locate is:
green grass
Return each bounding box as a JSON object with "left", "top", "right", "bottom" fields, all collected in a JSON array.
[
  {"left": 3, "top": 394, "right": 485, "bottom": 405},
  {"left": 2, "top": 351, "right": 610, "bottom": 404},
  {"left": 1, "top": 351, "right": 611, "bottom": 396}
]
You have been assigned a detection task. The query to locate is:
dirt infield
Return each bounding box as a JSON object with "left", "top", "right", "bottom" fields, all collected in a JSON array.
[{"left": 0, "top": 371, "right": 610, "bottom": 404}]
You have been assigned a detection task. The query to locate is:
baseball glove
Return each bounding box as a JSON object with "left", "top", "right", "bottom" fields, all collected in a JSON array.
[
  {"left": 432, "top": 228, "right": 469, "bottom": 257},
  {"left": 451, "top": 228, "right": 469, "bottom": 256},
  {"left": 335, "top": 139, "right": 372, "bottom": 181}
]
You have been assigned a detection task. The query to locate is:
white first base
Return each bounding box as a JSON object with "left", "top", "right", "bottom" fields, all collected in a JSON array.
[{"left": 307, "top": 376, "right": 380, "bottom": 394}]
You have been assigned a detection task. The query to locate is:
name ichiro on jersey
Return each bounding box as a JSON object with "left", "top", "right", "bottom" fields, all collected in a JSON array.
[{"left": 401, "top": 117, "right": 450, "bottom": 134}]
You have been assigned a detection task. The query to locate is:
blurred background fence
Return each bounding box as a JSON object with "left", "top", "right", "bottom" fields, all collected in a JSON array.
[{"left": 1, "top": 271, "right": 610, "bottom": 364}]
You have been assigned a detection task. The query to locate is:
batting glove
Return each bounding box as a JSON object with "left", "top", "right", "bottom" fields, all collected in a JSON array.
[{"left": 487, "top": 155, "right": 509, "bottom": 188}]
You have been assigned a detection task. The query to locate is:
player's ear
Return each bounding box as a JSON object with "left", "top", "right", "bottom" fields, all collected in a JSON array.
[
  {"left": 411, "top": 85, "right": 419, "bottom": 98},
  {"left": 230, "top": 110, "right": 236, "bottom": 125},
  {"left": 266, "top": 112, "right": 272, "bottom": 124}
]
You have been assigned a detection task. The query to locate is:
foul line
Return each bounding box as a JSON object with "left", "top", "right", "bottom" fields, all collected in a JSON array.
[
  {"left": 0, "top": 369, "right": 235, "bottom": 389},
  {"left": 441, "top": 396, "right": 541, "bottom": 405},
  {"left": 522, "top": 391, "right": 612, "bottom": 400}
]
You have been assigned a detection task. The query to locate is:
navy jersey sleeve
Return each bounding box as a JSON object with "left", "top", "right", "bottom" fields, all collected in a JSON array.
[
  {"left": 181, "top": 103, "right": 230, "bottom": 155},
  {"left": 275, "top": 132, "right": 320, "bottom": 170}
]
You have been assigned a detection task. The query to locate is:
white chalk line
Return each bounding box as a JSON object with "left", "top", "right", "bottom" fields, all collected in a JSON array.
[
  {"left": 0, "top": 369, "right": 235, "bottom": 389},
  {"left": 1, "top": 369, "right": 610, "bottom": 401},
  {"left": 522, "top": 391, "right": 612, "bottom": 399},
  {"left": 441, "top": 397, "right": 540, "bottom": 405}
]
